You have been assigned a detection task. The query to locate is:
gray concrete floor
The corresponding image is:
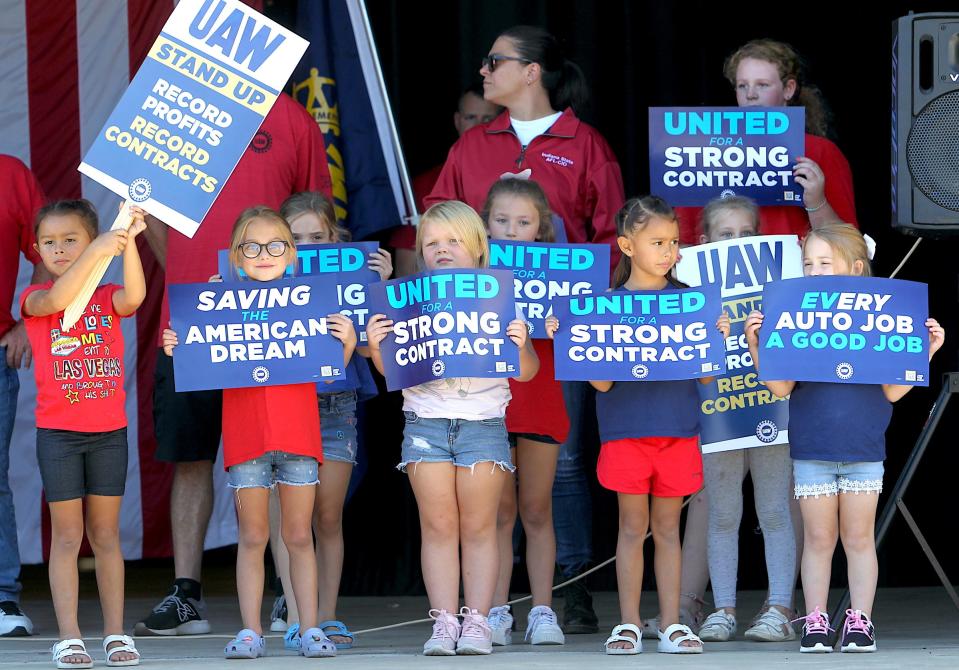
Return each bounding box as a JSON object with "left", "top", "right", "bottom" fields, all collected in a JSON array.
[{"left": 2, "top": 577, "right": 958, "bottom": 668}]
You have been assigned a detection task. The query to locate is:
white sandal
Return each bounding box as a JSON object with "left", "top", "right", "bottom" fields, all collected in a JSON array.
[
  {"left": 657, "top": 623, "right": 703, "bottom": 654},
  {"left": 52, "top": 639, "right": 93, "bottom": 669},
  {"left": 103, "top": 634, "right": 140, "bottom": 667},
  {"left": 604, "top": 623, "right": 642, "bottom": 655}
]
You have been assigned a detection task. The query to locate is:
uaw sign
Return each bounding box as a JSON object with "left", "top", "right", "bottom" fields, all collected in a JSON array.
[
  {"left": 676, "top": 235, "right": 802, "bottom": 453},
  {"left": 79, "top": 0, "right": 308, "bottom": 237}
]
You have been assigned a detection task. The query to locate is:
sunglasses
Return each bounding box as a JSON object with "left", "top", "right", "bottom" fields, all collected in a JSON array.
[
  {"left": 238, "top": 240, "right": 290, "bottom": 259},
  {"left": 482, "top": 53, "right": 532, "bottom": 72}
]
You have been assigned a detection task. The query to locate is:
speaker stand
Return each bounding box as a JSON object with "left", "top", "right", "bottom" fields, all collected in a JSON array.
[{"left": 829, "top": 372, "right": 959, "bottom": 636}]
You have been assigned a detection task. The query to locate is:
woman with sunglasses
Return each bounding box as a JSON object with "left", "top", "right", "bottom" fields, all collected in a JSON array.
[{"left": 426, "top": 24, "right": 625, "bottom": 643}]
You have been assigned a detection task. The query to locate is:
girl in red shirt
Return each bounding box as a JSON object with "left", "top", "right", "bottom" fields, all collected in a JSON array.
[
  {"left": 480, "top": 178, "right": 568, "bottom": 645},
  {"left": 162, "top": 207, "right": 356, "bottom": 659},
  {"left": 22, "top": 200, "right": 146, "bottom": 668}
]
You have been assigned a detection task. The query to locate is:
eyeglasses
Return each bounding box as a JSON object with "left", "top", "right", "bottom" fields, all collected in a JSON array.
[
  {"left": 238, "top": 240, "right": 290, "bottom": 258},
  {"left": 482, "top": 54, "right": 532, "bottom": 72}
]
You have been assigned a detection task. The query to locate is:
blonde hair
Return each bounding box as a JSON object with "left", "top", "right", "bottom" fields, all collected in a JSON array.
[
  {"left": 279, "top": 191, "right": 350, "bottom": 242},
  {"left": 228, "top": 206, "right": 296, "bottom": 278},
  {"left": 723, "top": 39, "right": 832, "bottom": 139},
  {"left": 701, "top": 195, "right": 759, "bottom": 240},
  {"left": 480, "top": 178, "right": 555, "bottom": 243},
  {"left": 416, "top": 200, "right": 490, "bottom": 269},
  {"left": 803, "top": 222, "right": 871, "bottom": 276}
]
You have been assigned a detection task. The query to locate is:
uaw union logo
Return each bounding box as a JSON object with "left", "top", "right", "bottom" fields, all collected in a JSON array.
[
  {"left": 756, "top": 420, "right": 779, "bottom": 443},
  {"left": 720, "top": 189, "right": 737, "bottom": 199},
  {"left": 292, "top": 67, "right": 340, "bottom": 137},
  {"left": 431, "top": 360, "right": 446, "bottom": 377},
  {"left": 251, "top": 366, "right": 270, "bottom": 384},
  {"left": 835, "top": 362, "right": 854, "bottom": 380},
  {"left": 631, "top": 364, "right": 650, "bottom": 379},
  {"left": 128, "top": 178, "right": 151, "bottom": 202}
]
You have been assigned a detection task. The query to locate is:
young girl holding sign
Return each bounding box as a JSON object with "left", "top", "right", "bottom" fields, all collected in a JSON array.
[
  {"left": 745, "top": 222, "right": 945, "bottom": 653},
  {"left": 480, "top": 179, "right": 567, "bottom": 646},
  {"left": 163, "top": 207, "right": 357, "bottom": 659},
  {"left": 265, "top": 192, "right": 391, "bottom": 650},
  {"left": 366, "top": 200, "right": 539, "bottom": 655},
  {"left": 22, "top": 200, "right": 146, "bottom": 668},
  {"left": 547, "top": 196, "right": 729, "bottom": 655}
]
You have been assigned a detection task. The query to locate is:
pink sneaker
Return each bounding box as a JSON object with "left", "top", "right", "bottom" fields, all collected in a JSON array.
[
  {"left": 456, "top": 607, "right": 493, "bottom": 655},
  {"left": 423, "top": 609, "right": 460, "bottom": 656}
]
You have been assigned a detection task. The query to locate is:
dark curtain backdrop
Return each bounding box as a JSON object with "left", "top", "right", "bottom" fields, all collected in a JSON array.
[{"left": 263, "top": 0, "right": 959, "bottom": 595}]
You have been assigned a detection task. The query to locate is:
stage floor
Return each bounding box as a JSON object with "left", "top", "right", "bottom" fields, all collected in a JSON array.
[{"left": 2, "top": 576, "right": 957, "bottom": 668}]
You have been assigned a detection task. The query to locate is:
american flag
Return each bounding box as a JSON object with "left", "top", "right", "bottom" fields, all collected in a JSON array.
[{"left": 1, "top": 0, "right": 263, "bottom": 563}]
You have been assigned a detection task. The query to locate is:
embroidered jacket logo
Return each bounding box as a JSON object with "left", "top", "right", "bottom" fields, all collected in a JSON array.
[{"left": 541, "top": 152, "right": 574, "bottom": 167}]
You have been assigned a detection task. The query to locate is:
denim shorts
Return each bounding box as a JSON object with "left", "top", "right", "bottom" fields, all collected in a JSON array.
[
  {"left": 36, "top": 428, "right": 128, "bottom": 502},
  {"left": 398, "top": 411, "right": 514, "bottom": 473},
  {"left": 319, "top": 391, "right": 358, "bottom": 465},
  {"left": 228, "top": 451, "right": 319, "bottom": 489},
  {"left": 793, "top": 459, "right": 884, "bottom": 498}
]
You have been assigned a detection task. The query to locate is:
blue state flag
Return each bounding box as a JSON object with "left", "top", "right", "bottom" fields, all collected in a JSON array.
[
  {"left": 292, "top": 0, "right": 413, "bottom": 240},
  {"left": 759, "top": 276, "right": 929, "bottom": 386}
]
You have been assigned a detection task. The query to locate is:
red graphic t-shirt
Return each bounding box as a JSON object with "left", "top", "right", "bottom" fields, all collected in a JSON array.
[{"left": 21, "top": 283, "right": 129, "bottom": 432}]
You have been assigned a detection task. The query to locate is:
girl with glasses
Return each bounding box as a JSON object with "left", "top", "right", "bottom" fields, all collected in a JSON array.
[{"left": 162, "top": 207, "right": 357, "bottom": 659}]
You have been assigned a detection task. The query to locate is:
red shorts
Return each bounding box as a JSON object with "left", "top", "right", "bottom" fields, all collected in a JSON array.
[{"left": 597, "top": 436, "right": 703, "bottom": 497}]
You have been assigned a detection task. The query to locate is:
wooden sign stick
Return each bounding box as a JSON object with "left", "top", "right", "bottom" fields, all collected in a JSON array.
[{"left": 60, "top": 199, "right": 136, "bottom": 331}]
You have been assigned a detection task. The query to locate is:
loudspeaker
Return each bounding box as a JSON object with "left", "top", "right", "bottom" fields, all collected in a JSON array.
[{"left": 892, "top": 13, "right": 959, "bottom": 237}]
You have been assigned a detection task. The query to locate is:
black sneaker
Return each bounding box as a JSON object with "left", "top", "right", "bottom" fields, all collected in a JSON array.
[
  {"left": 134, "top": 581, "right": 210, "bottom": 636},
  {"left": 840, "top": 609, "right": 877, "bottom": 653},
  {"left": 561, "top": 577, "right": 598, "bottom": 634},
  {"left": 798, "top": 608, "right": 833, "bottom": 653},
  {"left": 0, "top": 601, "right": 34, "bottom": 636}
]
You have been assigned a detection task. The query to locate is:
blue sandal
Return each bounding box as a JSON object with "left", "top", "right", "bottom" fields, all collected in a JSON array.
[
  {"left": 224, "top": 629, "right": 265, "bottom": 659},
  {"left": 319, "top": 620, "right": 354, "bottom": 650},
  {"left": 300, "top": 627, "right": 337, "bottom": 657}
]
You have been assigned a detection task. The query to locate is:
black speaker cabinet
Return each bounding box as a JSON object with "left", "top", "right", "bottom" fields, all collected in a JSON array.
[{"left": 892, "top": 12, "right": 959, "bottom": 237}]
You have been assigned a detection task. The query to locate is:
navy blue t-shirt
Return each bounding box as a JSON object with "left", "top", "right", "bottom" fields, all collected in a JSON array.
[
  {"left": 788, "top": 382, "right": 891, "bottom": 462},
  {"left": 596, "top": 379, "right": 701, "bottom": 443}
]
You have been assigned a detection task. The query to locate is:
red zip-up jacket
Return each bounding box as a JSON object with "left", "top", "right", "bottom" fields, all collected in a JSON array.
[{"left": 426, "top": 107, "right": 625, "bottom": 275}]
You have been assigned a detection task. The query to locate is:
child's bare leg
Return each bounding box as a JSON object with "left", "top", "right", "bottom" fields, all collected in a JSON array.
[
  {"left": 458, "top": 463, "right": 508, "bottom": 614},
  {"left": 653, "top": 496, "right": 701, "bottom": 648},
  {"left": 49, "top": 499, "right": 89, "bottom": 665},
  {"left": 268, "top": 489, "right": 298, "bottom": 624},
  {"left": 610, "top": 493, "right": 648, "bottom": 650},
  {"left": 85, "top": 495, "right": 135, "bottom": 662},
  {"left": 798, "top": 495, "right": 839, "bottom": 614},
  {"left": 839, "top": 492, "right": 879, "bottom": 616},
  {"left": 279, "top": 483, "right": 318, "bottom": 632},
  {"left": 492, "top": 460, "right": 517, "bottom": 607},
  {"left": 314, "top": 460, "right": 352, "bottom": 643},
  {"left": 408, "top": 463, "right": 460, "bottom": 611},
  {"left": 235, "top": 487, "right": 271, "bottom": 633},
  {"left": 516, "top": 439, "right": 560, "bottom": 607}
]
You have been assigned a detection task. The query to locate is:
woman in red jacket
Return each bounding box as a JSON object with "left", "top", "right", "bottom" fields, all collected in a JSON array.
[{"left": 426, "top": 25, "right": 625, "bottom": 636}]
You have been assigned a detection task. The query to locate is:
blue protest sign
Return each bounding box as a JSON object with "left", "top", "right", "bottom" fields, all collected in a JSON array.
[
  {"left": 648, "top": 107, "right": 805, "bottom": 206},
  {"left": 79, "top": 0, "right": 308, "bottom": 237},
  {"left": 489, "top": 240, "right": 610, "bottom": 339},
  {"left": 676, "top": 236, "right": 802, "bottom": 453},
  {"left": 759, "top": 276, "right": 929, "bottom": 386},
  {"left": 553, "top": 285, "right": 727, "bottom": 381},
  {"left": 218, "top": 242, "right": 380, "bottom": 343},
  {"left": 169, "top": 275, "right": 346, "bottom": 392},
  {"left": 368, "top": 269, "right": 520, "bottom": 391}
]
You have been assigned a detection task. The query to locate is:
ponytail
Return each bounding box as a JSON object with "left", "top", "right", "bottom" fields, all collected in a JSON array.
[{"left": 499, "top": 25, "right": 590, "bottom": 116}]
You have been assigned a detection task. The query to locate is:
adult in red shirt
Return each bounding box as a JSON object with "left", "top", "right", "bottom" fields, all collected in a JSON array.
[
  {"left": 427, "top": 25, "right": 626, "bottom": 636},
  {"left": 675, "top": 39, "right": 857, "bottom": 243},
  {"left": 0, "top": 155, "right": 45, "bottom": 637},
  {"left": 135, "top": 93, "right": 333, "bottom": 636},
  {"left": 390, "top": 83, "right": 502, "bottom": 277}
]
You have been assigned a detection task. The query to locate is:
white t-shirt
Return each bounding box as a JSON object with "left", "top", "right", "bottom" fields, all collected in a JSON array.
[
  {"left": 511, "top": 111, "right": 563, "bottom": 147},
  {"left": 403, "top": 377, "right": 512, "bottom": 420}
]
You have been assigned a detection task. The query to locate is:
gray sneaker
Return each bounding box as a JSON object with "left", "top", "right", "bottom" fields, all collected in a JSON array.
[{"left": 745, "top": 606, "right": 796, "bottom": 642}]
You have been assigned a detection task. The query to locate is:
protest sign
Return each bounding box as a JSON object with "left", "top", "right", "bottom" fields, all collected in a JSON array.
[
  {"left": 759, "top": 276, "right": 929, "bottom": 385},
  {"left": 648, "top": 107, "right": 805, "bottom": 206},
  {"left": 676, "top": 235, "right": 802, "bottom": 453},
  {"left": 553, "top": 285, "right": 726, "bottom": 381},
  {"left": 169, "top": 275, "right": 346, "bottom": 391},
  {"left": 368, "top": 269, "right": 520, "bottom": 391},
  {"left": 218, "top": 242, "right": 379, "bottom": 342},
  {"left": 79, "top": 0, "right": 308, "bottom": 237},
  {"left": 489, "top": 240, "right": 609, "bottom": 339}
]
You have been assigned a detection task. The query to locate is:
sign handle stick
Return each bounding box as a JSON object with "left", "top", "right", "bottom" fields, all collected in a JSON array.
[{"left": 61, "top": 199, "right": 135, "bottom": 331}]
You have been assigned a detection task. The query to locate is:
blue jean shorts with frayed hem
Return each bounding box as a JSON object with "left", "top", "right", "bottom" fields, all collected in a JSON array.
[
  {"left": 228, "top": 451, "right": 319, "bottom": 489},
  {"left": 793, "top": 459, "right": 884, "bottom": 499},
  {"left": 398, "top": 411, "right": 514, "bottom": 474}
]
